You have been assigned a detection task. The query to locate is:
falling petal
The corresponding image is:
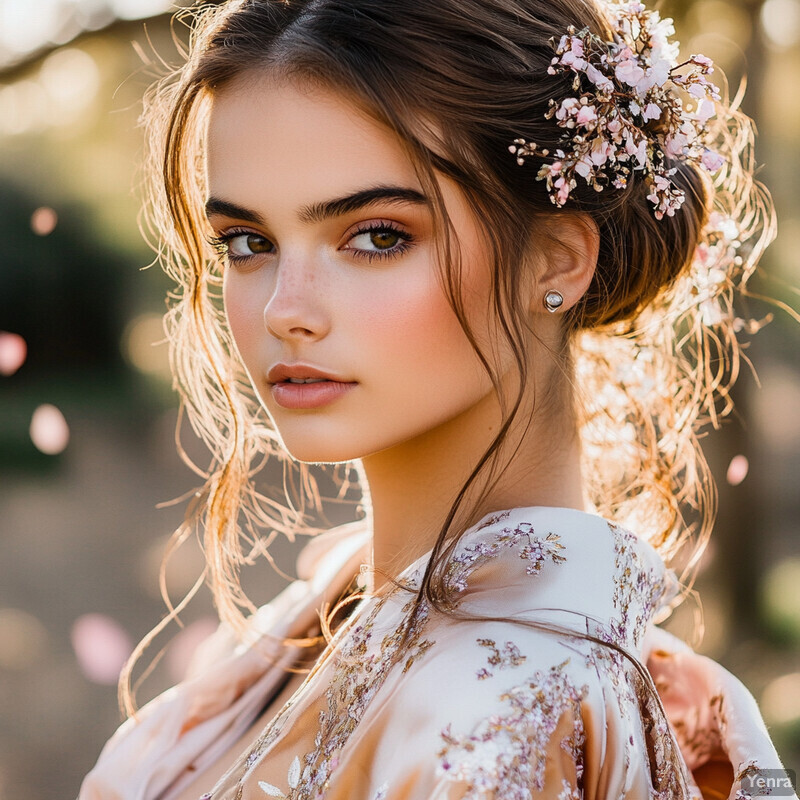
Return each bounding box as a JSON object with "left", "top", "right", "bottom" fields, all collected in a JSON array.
[
  {"left": 30, "top": 404, "right": 69, "bottom": 455},
  {"left": 726, "top": 454, "right": 749, "bottom": 486},
  {"left": 30, "top": 206, "right": 57, "bottom": 236},
  {"left": 0, "top": 331, "right": 27, "bottom": 376},
  {"left": 71, "top": 613, "right": 133, "bottom": 685}
]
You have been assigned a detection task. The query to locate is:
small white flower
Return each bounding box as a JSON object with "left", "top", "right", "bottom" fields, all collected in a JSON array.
[
  {"left": 259, "top": 782, "right": 287, "bottom": 798},
  {"left": 701, "top": 149, "right": 725, "bottom": 171},
  {"left": 691, "top": 98, "right": 716, "bottom": 124},
  {"left": 615, "top": 58, "right": 645, "bottom": 86},
  {"left": 664, "top": 132, "right": 688, "bottom": 157},
  {"left": 692, "top": 53, "right": 713, "bottom": 69},
  {"left": 642, "top": 102, "right": 661, "bottom": 121},
  {"left": 288, "top": 756, "right": 301, "bottom": 789},
  {"left": 576, "top": 104, "right": 598, "bottom": 126}
]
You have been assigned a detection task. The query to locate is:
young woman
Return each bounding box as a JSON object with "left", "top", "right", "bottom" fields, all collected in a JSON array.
[{"left": 79, "top": 0, "right": 795, "bottom": 798}]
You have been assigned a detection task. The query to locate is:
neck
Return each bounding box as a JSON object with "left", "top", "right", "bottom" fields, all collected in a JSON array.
[{"left": 360, "top": 370, "right": 587, "bottom": 590}]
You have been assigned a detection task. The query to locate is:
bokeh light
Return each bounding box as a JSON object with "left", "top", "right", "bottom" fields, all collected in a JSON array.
[
  {"left": 30, "top": 206, "right": 58, "bottom": 236},
  {"left": 761, "top": 0, "right": 800, "bottom": 48},
  {"left": 0, "top": 331, "right": 27, "bottom": 375},
  {"left": 726, "top": 454, "right": 749, "bottom": 486},
  {"left": 0, "top": 79, "right": 49, "bottom": 136},
  {"left": 109, "top": 0, "right": 172, "bottom": 20},
  {"left": 762, "top": 671, "right": 800, "bottom": 725},
  {"left": 0, "top": 47, "right": 99, "bottom": 136},
  {"left": 122, "top": 312, "right": 171, "bottom": 378},
  {"left": 39, "top": 47, "right": 100, "bottom": 120},
  {"left": 138, "top": 532, "right": 207, "bottom": 601},
  {"left": 0, "top": 608, "right": 49, "bottom": 670},
  {"left": 29, "top": 404, "right": 70, "bottom": 455},
  {"left": 70, "top": 613, "right": 133, "bottom": 685},
  {"left": 762, "top": 558, "right": 800, "bottom": 640},
  {"left": 0, "top": 0, "right": 171, "bottom": 68},
  {"left": 0, "top": 0, "right": 65, "bottom": 57},
  {"left": 752, "top": 365, "right": 800, "bottom": 454}
]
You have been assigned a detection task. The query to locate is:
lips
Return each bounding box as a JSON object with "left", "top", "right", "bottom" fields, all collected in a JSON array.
[
  {"left": 270, "top": 372, "right": 359, "bottom": 409},
  {"left": 267, "top": 363, "right": 353, "bottom": 384}
]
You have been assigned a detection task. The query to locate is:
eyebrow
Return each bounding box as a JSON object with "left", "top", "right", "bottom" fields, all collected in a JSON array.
[{"left": 204, "top": 185, "right": 428, "bottom": 226}]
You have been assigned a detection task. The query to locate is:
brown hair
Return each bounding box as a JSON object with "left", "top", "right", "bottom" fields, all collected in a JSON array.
[{"left": 125, "top": 0, "right": 775, "bottom": 786}]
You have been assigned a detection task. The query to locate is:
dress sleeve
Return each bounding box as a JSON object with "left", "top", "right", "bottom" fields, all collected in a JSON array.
[{"left": 643, "top": 624, "right": 799, "bottom": 800}]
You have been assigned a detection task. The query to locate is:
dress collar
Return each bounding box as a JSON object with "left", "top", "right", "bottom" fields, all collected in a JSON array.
[{"left": 367, "top": 505, "right": 681, "bottom": 657}]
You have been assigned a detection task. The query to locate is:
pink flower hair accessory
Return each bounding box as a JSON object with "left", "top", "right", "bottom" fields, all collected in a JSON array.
[{"left": 509, "top": 0, "right": 723, "bottom": 219}]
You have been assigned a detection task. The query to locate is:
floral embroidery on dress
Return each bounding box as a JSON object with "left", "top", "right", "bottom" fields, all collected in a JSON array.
[
  {"left": 475, "top": 509, "right": 512, "bottom": 531},
  {"left": 582, "top": 636, "right": 694, "bottom": 799},
  {"left": 257, "top": 756, "right": 300, "bottom": 798},
  {"left": 200, "top": 512, "right": 704, "bottom": 800},
  {"left": 371, "top": 783, "right": 389, "bottom": 800},
  {"left": 475, "top": 638, "right": 527, "bottom": 680},
  {"left": 734, "top": 759, "right": 770, "bottom": 800},
  {"left": 222, "top": 519, "right": 575, "bottom": 798},
  {"left": 604, "top": 522, "right": 671, "bottom": 650},
  {"left": 443, "top": 521, "right": 567, "bottom": 598},
  {"left": 436, "top": 657, "right": 588, "bottom": 799},
  {"left": 289, "top": 596, "right": 435, "bottom": 798},
  {"left": 557, "top": 777, "right": 583, "bottom": 800}
]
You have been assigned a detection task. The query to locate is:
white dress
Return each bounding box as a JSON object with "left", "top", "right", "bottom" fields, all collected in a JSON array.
[{"left": 79, "top": 506, "right": 796, "bottom": 800}]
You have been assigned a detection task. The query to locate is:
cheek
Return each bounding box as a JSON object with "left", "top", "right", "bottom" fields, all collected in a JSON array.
[
  {"left": 223, "top": 274, "right": 266, "bottom": 371},
  {"left": 362, "top": 260, "right": 494, "bottom": 400}
]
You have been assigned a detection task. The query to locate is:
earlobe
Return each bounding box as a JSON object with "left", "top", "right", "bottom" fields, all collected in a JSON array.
[{"left": 531, "top": 214, "right": 599, "bottom": 315}]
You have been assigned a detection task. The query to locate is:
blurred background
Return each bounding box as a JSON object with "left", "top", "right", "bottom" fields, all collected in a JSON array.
[{"left": 0, "top": 0, "right": 798, "bottom": 797}]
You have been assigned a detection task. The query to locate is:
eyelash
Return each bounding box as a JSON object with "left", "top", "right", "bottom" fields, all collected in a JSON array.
[
  {"left": 206, "top": 222, "right": 415, "bottom": 267},
  {"left": 346, "top": 222, "right": 415, "bottom": 263},
  {"left": 206, "top": 227, "right": 259, "bottom": 264}
]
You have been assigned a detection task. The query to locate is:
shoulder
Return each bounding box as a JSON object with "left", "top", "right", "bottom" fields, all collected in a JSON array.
[
  {"left": 187, "top": 517, "right": 371, "bottom": 677},
  {"left": 643, "top": 625, "right": 797, "bottom": 800}
]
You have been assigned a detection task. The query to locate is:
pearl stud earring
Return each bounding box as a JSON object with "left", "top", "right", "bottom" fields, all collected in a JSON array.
[{"left": 543, "top": 289, "right": 564, "bottom": 313}]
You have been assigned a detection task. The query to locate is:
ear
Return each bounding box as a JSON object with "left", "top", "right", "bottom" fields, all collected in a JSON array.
[{"left": 529, "top": 213, "right": 599, "bottom": 315}]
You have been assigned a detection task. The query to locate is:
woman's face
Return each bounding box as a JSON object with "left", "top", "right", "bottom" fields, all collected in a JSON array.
[{"left": 206, "top": 75, "right": 517, "bottom": 463}]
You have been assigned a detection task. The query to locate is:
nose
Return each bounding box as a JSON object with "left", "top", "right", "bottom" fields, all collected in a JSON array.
[{"left": 263, "top": 253, "right": 329, "bottom": 342}]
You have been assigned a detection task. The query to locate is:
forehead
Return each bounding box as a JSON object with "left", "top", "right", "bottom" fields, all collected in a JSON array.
[{"left": 205, "top": 73, "right": 421, "bottom": 210}]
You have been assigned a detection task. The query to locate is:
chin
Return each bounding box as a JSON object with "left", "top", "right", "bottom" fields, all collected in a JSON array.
[{"left": 276, "top": 435, "right": 368, "bottom": 465}]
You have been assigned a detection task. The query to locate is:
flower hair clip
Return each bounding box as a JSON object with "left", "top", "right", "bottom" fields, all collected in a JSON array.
[{"left": 510, "top": 0, "right": 724, "bottom": 219}]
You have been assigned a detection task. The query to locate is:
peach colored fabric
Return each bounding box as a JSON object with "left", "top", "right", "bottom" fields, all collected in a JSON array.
[{"left": 79, "top": 508, "right": 795, "bottom": 800}]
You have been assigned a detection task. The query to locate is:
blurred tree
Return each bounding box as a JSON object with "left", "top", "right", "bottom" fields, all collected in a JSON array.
[{"left": 2, "top": 181, "right": 127, "bottom": 372}]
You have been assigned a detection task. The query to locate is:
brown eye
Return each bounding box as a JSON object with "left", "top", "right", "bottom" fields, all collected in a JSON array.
[
  {"left": 343, "top": 223, "right": 415, "bottom": 262},
  {"left": 227, "top": 233, "right": 274, "bottom": 258},
  {"left": 370, "top": 230, "right": 400, "bottom": 249},
  {"left": 348, "top": 227, "right": 405, "bottom": 252}
]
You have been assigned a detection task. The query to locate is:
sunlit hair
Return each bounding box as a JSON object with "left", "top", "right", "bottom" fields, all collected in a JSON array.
[{"left": 124, "top": 0, "right": 775, "bottom": 771}]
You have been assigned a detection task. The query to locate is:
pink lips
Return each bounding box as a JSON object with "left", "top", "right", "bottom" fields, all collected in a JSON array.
[
  {"left": 271, "top": 380, "right": 357, "bottom": 409},
  {"left": 267, "top": 363, "right": 357, "bottom": 409}
]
